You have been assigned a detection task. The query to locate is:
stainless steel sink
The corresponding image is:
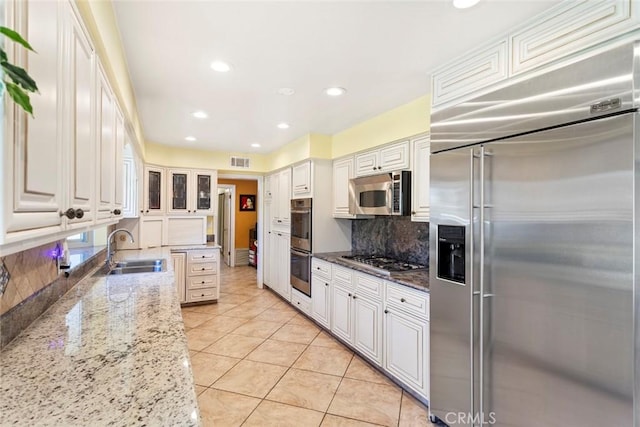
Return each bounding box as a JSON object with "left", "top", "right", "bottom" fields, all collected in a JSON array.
[{"left": 114, "top": 259, "right": 164, "bottom": 268}]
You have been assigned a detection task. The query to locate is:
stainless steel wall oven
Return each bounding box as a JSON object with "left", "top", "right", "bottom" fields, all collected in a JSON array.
[{"left": 290, "top": 198, "right": 312, "bottom": 296}]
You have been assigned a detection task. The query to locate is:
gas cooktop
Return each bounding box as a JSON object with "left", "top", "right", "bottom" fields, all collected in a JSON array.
[{"left": 340, "top": 255, "right": 426, "bottom": 276}]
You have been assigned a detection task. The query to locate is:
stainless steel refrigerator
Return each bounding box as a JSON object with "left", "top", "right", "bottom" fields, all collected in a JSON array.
[{"left": 429, "top": 41, "right": 639, "bottom": 426}]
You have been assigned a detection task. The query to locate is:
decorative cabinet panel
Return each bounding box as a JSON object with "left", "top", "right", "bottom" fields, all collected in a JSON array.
[
  {"left": 166, "top": 217, "right": 206, "bottom": 246},
  {"left": 172, "top": 252, "right": 187, "bottom": 304},
  {"left": 332, "top": 157, "right": 354, "bottom": 218},
  {"left": 331, "top": 282, "right": 354, "bottom": 344},
  {"left": 511, "top": 0, "right": 640, "bottom": 75},
  {"left": 354, "top": 293, "right": 383, "bottom": 366},
  {"left": 140, "top": 217, "right": 165, "bottom": 248},
  {"left": 292, "top": 161, "right": 312, "bottom": 198},
  {"left": 411, "top": 135, "right": 430, "bottom": 222},
  {"left": 311, "top": 259, "right": 332, "bottom": 330},
  {"left": 167, "top": 169, "right": 191, "bottom": 214},
  {"left": 354, "top": 141, "right": 410, "bottom": 177},
  {"left": 143, "top": 165, "right": 165, "bottom": 215},
  {"left": 113, "top": 108, "right": 124, "bottom": 212},
  {"left": 268, "top": 231, "right": 291, "bottom": 301},
  {"left": 193, "top": 170, "right": 216, "bottom": 214}
]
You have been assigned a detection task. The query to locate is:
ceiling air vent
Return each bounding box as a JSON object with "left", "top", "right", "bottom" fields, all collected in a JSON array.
[{"left": 230, "top": 156, "right": 250, "bottom": 168}]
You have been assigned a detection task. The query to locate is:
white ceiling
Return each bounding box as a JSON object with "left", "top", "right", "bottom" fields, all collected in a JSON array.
[{"left": 113, "top": 0, "right": 561, "bottom": 154}]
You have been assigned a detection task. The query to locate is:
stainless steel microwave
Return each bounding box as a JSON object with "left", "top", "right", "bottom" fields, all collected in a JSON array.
[{"left": 348, "top": 170, "right": 411, "bottom": 216}]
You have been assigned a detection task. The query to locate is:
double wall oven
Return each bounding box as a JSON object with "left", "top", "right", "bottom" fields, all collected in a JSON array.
[{"left": 290, "top": 198, "right": 312, "bottom": 297}]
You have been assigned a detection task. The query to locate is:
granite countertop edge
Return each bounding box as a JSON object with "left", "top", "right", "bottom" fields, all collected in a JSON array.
[
  {"left": 313, "top": 251, "right": 429, "bottom": 293},
  {"left": 0, "top": 247, "right": 200, "bottom": 426}
]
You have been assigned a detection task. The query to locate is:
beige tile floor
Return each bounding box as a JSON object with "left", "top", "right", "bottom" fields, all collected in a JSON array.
[{"left": 182, "top": 264, "right": 435, "bottom": 427}]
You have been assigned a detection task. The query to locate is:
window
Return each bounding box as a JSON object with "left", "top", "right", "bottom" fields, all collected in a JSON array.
[{"left": 66, "top": 232, "right": 94, "bottom": 248}]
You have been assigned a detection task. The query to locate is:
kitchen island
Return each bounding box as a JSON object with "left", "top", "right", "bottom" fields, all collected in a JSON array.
[{"left": 0, "top": 248, "right": 200, "bottom": 426}]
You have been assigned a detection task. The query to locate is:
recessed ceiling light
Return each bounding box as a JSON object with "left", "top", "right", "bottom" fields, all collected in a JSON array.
[
  {"left": 211, "top": 61, "right": 232, "bottom": 72},
  {"left": 185, "top": 136, "right": 196, "bottom": 142},
  {"left": 251, "top": 143, "right": 261, "bottom": 148},
  {"left": 277, "top": 87, "right": 295, "bottom": 96},
  {"left": 277, "top": 123, "right": 290, "bottom": 129},
  {"left": 453, "top": 0, "right": 480, "bottom": 9},
  {"left": 325, "top": 87, "right": 346, "bottom": 97},
  {"left": 192, "top": 111, "right": 208, "bottom": 119}
]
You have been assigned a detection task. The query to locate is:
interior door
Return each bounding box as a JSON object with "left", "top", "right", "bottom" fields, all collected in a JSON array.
[{"left": 485, "top": 114, "right": 634, "bottom": 426}]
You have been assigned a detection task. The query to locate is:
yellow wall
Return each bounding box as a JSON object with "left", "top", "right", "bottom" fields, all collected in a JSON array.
[
  {"left": 219, "top": 179, "right": 258, "bottom": 249},
  {"left": 75, "top": 0, "right": 145, "bottom": 157},
  {"left": 331, "top": 95, "right": 430, "bottom": 158},
  {"left": 145, "top": 142, "right": 269, "bottom": 173}
]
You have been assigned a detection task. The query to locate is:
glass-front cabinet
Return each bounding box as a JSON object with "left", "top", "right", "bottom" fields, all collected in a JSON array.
[
  {"left": 143, "top": 165, "right": 165, "bottom": 215},
  {"left": 167, "top": 169, "right": 217, "bottom": 215}
]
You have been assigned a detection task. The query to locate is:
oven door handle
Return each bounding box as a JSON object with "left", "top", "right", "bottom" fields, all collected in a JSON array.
[
  {"left": 290, "top": 248, "right": 311, "bottom": 257},
  {"left": 291, "top": 209, "right": 311, "bottom": 214}
]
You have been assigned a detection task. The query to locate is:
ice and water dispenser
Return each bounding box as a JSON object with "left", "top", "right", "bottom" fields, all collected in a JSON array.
[{"left": 437, "top": 225, "right": 466, "bottom": 284}]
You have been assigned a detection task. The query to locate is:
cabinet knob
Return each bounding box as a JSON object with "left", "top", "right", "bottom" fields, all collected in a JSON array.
[
  {"left": 352, "top": 295, "right": 357, "bottom": 299},
  {"left": 325, "top": 283, "right": 329, "bottom": 287},
  {"left": 201, "top": 294, "right": 204, "bottom": 297},
  {"left": 202, "top": 255, "right": 205, "bottom": 258},
  {"left": 201, "top": 281, "right": 205, "bottom": 284},
  {"left": 146, "top": 210, "right": 149, "bottom": 213},
  {"left": 411, "top": 211, "right": 416, "bottom": 215},
  {"left": 304, "top": 186, "right": 308, "bottom": 190},
  {"left": 348, "top": 293, "right": 352, "bottom": 297},
  {"left": 201, "top": 267, "right": 205, "bottom": 271},
  {"left": 112, "top": 209, "right": 121, "bottom": 215},
  {"left": 400, "top": 298, "right": 406, "bottom": 303},
  {"left": 60, "top": 208, "right": 76, "bottom": 219},
  {"left": 372, "top": 167, "right": 376, "bottom": 170},
  {"left": 140, "top": 210, "right": 144, "bottom": 213},
  {"left": 384, "top": 309, "right": 389, "bottom": 314},
  {"left": 188, "top": 210, "right": 191, "bottom": 213},
  {"left": 74, "top": 208, "right": 84, "bottom": 219}
]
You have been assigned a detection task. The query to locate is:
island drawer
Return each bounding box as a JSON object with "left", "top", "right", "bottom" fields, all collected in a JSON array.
[
  {"left": 187, "top": 261, "right": 217, "bottom": 276},
  {"left": 385, "top": 281, "right": 430, "bottom": 320},
  {"left": 186, "top": 287, "right": 217, "bottom": 303},
  {"left": 187, "top": 250, "right": 218, "bottom": 263},
  {"left": 311, "top": 258, "right": 332, "bottom": 279},
  {"left": 187, "top": 275, "right": 218, "bottom": 290}
]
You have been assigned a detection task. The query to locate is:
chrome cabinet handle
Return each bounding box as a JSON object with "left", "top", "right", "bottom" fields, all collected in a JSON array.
[{"left": 60, "top": 208, "right": 76, "bottom": 219}]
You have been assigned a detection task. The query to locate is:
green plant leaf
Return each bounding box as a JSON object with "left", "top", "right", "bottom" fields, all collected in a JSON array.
[
  {"left": 0, "top": 27, "right": 35, "bottom": 52},
  {"left": 0, "top": 47, "right": 7, "bottom": 62},
  {"left": 5, "top": 82, "right": 33, "bottom": 116},
  {"left": 2, "top": 61, "right": 38, "bottom": 92}
]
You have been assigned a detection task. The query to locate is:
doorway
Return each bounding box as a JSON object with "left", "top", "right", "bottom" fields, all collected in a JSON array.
[{"left": 217, "top": 185, "right": 235, "bottom": 267}]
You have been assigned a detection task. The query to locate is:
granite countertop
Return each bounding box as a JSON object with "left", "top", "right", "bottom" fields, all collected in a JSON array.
[
  {"left": 313, "top": 251, "right": 429, "bottom": 293},
  {"left": 0, "top": 248, "right": 200, "bottom": 426}
]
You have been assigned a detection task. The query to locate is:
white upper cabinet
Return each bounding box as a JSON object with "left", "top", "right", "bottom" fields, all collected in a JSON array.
[
  {"left": 354, "top": 141, "right": 410, "bottom": 177},
  {"left": 166, "top": 169, "right": 217, "bottom": 215},
  {"left": 431, "top": 0, "right": 640, "bottom": 110},
  {"left": 411, "top": 135, "right": 430, "bottom": 222},
  {"left": 95, "top": 59, "right": 116, "bottom": 222},
  {"left": 143, "top": 165, "right": 166, "bottom": 215},
  {"left": 510, "top": 0, "right": 640, "bottom": 75},
  {"left": 268, "top": 168, "right": 291, "bottom": 231},
  {"left": 65, "top": 3, "right": 95, "bottom": 227},
  {"left": 113, "top": 107, "right": 124, "bottom": 214},
  {"left": 332, "top": 157, "right": 354, "bottom": 218},
  {"left": 292, "top": 161, "right": 312, "bottom": 198}
]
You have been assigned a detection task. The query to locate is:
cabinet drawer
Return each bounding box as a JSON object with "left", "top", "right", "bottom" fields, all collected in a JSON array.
[
  {"left": 312, "top": 258, "right": 332, "bottom": 279},
  {"left": 354, "top": 272, "right": 383, "bottom": 299},
  {"left": 333, "top": 265, "right": 354, "bottom": 288},
  {"left": 291, "top": 290, "right": 312, "bottom": 316},
  {"left": 385, "top": 282, "right": 429, "bottom": 320},
  {"left": 187, "top": 250, "right": 218, "bottom": 263},
  {"left": 187, "top": 262, "right": 217, "bottom": 276},
  {"left": 186, "top": 287, "right": 217, "bottom": 303},
  {"left": 187, "top": 275, "right": 218, "bottom": 290}
]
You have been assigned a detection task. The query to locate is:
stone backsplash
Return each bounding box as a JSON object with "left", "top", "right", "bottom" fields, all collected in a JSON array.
[{"left": 351, "top": 216, "right": 429, "bottom": 266}]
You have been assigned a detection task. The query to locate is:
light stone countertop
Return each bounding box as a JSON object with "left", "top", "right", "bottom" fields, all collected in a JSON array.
[{"left": 0, "top": 247, "right": 200, "bottom": 426}]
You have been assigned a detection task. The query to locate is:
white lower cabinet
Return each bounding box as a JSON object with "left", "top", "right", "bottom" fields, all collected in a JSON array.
[
  {"left": 184, "top": 248, "right": 220, "bottom": 304},
  {"left": 384, "top": 282, "right": 430, "bottom": 400},
  {"left": 268, "top": 231, "right": 290, "bottom": 301},
  {"left": 354, "top": 292, "right": 383, "bottom": 367},
  {"left": 171, "top": 252, "right": 186, "bottom": 303},
  {"left": 331, "top": 266, "right": 355, "bottom": 343},
  {"left": 311, "top": 258, "right": 332, "bottom": 329},
  {"left": 291, "top": 288, "right": 312, "bottom": 316}
]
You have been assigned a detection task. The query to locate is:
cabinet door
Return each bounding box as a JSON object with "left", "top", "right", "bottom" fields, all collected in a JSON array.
[
  {"left": 122, "top": 157, "right": 137, "bottom": 218},
  {"left": 277, "top": 169, "right": 292, "bottom": 225},
  {"left": 355, "top": 151, "right": 379, "bottom": 176},
  {"left": 276, "top": 232, "right": 291, "bottom": 301},
  {"left": 2, "top": 0, "right": 64, "bottom": 241},
  {"left": 411, "top": 135, "right": 430, "bottom": 222},
  {"left": 332, "top": 157, "right": 354, "bottom": 218},
  {"left": 95, "top": 61, "right": 115, "bottom": 221},
  {"left": 192, "top": 170, "right": 216, "bottom": 215},
  {"left": 166, "top": 217, "right": 206, "bottom": 246},
  {"left": 379, "top": 141, "right": 410, "bottom": 172},
  {"left": 270, "top": 172, "right": 280, "bottom": 221},
  {"left": 167, "top": 169, "right": 191, "bottom": 214},
  {"left": 354, "top": 295, "right": 383, "bottom": 366},
  {"left": 331, "top": 284, "right": 354, "bottom": 344},
  {"left": 66, "top": 4, "right": 94, "bottom": 227},
  {"left": 264, "top": 175, "right": 273, "bottom": 201},
  {"left": 143, "top": 166, "right": 165, "bottom": 215},
  {"left": 171, "top": 252, "right": 186, "bottom": 303},
  {"left": 384, "top": 309, "right": 429, "bottom": 399},
  {"left": 292, "top": 161, "right": 312, "bottom": 198},
  {"left": 113, "top": 105, "right": 124, "bottom": 212},
  {"left": 311, "top": 274, "right": 331, "bottom": 329}
]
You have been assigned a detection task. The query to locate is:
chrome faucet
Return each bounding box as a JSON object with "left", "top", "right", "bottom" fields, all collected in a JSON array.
[{"left": 106, "top": 228, "right": 134, "bottom": 269}]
